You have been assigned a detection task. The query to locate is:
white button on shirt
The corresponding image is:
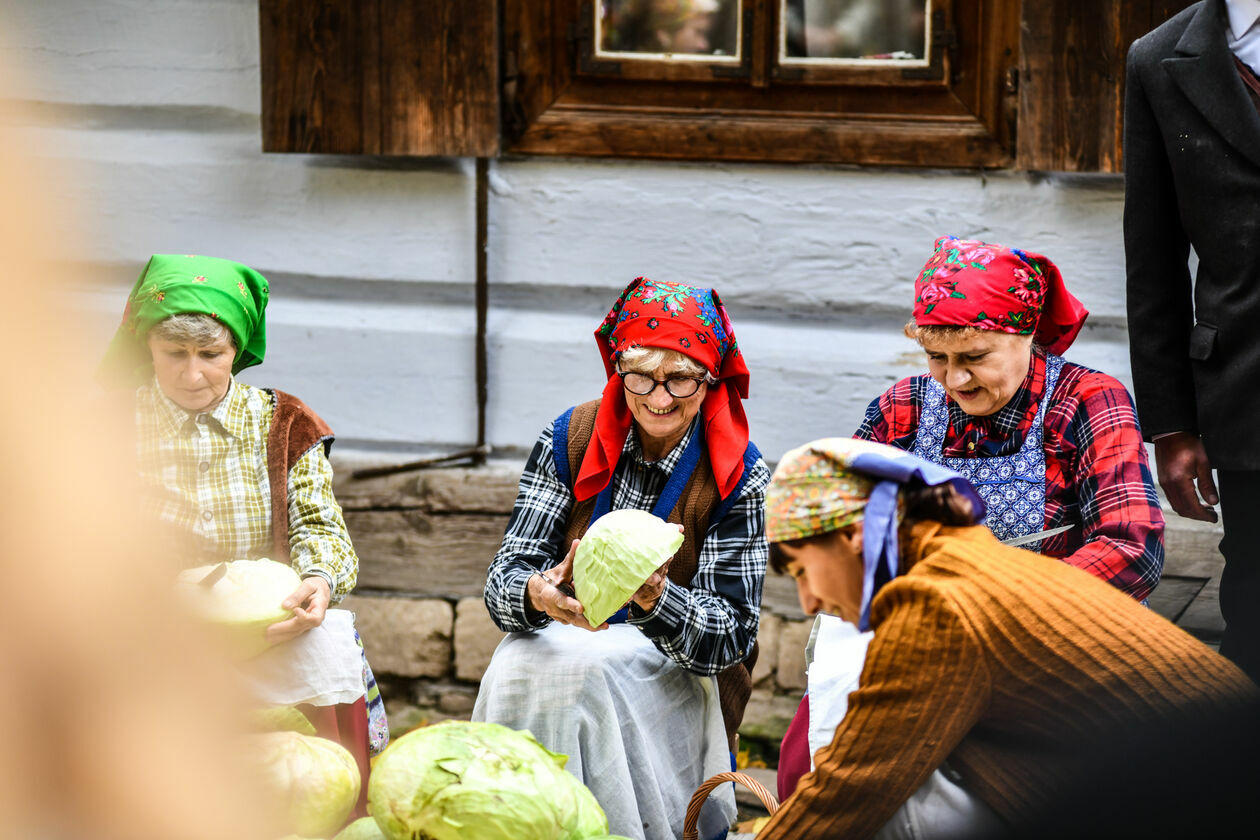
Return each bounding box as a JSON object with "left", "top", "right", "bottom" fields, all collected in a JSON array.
[{"left": 1228, "top": 0, "right": 1260, "bottom": 73}]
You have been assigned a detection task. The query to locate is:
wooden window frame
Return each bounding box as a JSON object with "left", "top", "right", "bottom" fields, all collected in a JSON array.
[
  {"left": 259, "top": 1, "right": 1201, "bottom": 172},
  {"left": 503, "top": 0, "right": 1021, "bottom": 168}
]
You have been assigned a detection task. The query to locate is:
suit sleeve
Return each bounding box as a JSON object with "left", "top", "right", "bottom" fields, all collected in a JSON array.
[{"left": 1122, "top": 40, "right": 1198, "bottom": 438}]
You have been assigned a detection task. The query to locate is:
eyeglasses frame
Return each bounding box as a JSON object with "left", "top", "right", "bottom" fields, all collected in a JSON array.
[{"left": 617, "top": 369, "right": 712, "bottom": 398}]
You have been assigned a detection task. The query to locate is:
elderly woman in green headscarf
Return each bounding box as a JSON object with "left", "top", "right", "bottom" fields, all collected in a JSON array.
[{"left": 100, "top": 254, "right": 387, "bottom": 815}]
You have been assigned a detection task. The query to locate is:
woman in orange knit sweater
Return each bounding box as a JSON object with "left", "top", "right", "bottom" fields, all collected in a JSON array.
[{"left": 757, "top": 437, "right": 1259, "bottom": 839}]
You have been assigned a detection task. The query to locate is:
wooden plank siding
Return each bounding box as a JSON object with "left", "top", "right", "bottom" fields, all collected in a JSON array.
[
  {"left": 1017, "top": 0, "right": 1198, "bottom": 172},
  {"left": 260, "top": 0, "right": 500, "bottom": 156}
]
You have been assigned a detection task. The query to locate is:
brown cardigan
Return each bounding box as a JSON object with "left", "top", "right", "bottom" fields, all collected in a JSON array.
[
  {"left": 759, "top": 522, "right": 1260, "bottom": 839},
  {"left": 266, "top": 389, "right": 334, "bottom": 562},
  {"left": 560, "top": 399, "right": 757, "bottom": 744}
]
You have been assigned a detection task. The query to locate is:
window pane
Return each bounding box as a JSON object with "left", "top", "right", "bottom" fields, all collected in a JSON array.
[
  {"left": 784, "top": 0, "right": 928, "bottom": 61},
  {"left": 598, "top": 0, "right": 741, "bottom": 59}
]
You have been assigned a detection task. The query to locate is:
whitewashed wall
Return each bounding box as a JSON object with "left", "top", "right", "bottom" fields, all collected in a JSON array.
[{"left": 2, "top": 0, "right": 1133, "bottom": 465}]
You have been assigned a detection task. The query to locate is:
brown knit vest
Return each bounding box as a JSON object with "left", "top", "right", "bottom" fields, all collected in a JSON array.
[
  {"left": 561, "top": 399, "right": 757, "bottom": 745},
  {"left": 266, "top": 389, "right": 335, "bottom": 562}
]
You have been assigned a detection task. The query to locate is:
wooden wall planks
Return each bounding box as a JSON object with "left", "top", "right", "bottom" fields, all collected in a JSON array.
[
  {"left": 260, "top": 0, "right": 500, "bottom": 156},
  {"left": 1017, "top": 0, "right": 1198, "bottom": 172}
]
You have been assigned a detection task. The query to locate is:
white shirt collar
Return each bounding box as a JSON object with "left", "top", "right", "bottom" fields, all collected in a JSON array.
[{"left": 1227, "top": 0, "right": 1260, "bottom": 41}]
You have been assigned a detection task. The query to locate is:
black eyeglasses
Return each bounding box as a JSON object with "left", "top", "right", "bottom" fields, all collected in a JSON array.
[{"left": 618, "top": 371, "right": 706, "bottom": 398}]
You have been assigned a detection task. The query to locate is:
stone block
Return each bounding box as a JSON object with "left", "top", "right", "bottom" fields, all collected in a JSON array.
[
  {"left": 346, "top": 509, "right": 508, "bottom": 597},
  {"left": 454, "top": 597, "right": 507, "bottom": 682},
  {"left": 738, "top": 688, "right": 806, "bottom": 743},
  {"left": 751, "top": 611, "right": 783, "bottom": 686},
  {"left": 438, "top": 685, "right": 479, "bottom": 717},
  {"left": 775, "top": 618, "right": 814, "bottom": 691},
  {"left": 342, "top": 594, "right": 454, "bottom": 679}
]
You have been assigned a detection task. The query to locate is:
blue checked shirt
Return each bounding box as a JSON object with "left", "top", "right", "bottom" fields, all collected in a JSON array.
[{"left": 484, "top": 418, "right": 771, "bottom": 676}]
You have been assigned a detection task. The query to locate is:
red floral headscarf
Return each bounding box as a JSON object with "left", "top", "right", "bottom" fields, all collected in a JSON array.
[
  {"left": 575, "top": 277, "right": 751, "bottom": 501},
  {"left": 911, "top": 235, "right": 1089, "bottom": 355}
]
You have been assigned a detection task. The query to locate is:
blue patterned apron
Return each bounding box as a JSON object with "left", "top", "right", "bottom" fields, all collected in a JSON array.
[{"left": 911, "top": 354, "right": 1065, "bottom": 552}]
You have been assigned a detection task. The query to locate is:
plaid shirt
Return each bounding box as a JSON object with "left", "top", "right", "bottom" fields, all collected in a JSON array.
[
  {"left": 484, "top": 418, "right": 771, "bottom": 676},
  {"left": 855, "top": 352, "right": 1165, "bottom": 601},
  {"left": 136, "top": 379, "right": 358, "bottom": 602}
]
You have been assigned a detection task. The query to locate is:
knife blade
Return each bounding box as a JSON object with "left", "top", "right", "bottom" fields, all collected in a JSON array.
[
  {"left": 198, "top": 561, "right": 227, "bottom": 588},
  {"left": 1001, "top": 524, "right": 1075, "bottom": 548}
]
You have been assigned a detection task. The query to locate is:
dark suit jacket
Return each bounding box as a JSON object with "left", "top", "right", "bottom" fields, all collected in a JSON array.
[{"left": 1124, "top": 0, "right": 1260, "bottom": 469}]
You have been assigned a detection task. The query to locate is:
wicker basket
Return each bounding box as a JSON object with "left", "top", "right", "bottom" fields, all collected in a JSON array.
[{"left": 682, "top": 771, "right": 780, "bottom": 840}]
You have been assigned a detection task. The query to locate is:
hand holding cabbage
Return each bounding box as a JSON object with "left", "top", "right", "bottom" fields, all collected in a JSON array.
[{"left": 572, "top": 509, "right": 685, "bottom": 627}]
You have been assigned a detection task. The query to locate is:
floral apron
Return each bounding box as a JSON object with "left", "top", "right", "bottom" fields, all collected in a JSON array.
[{"left": 910, "top": 353, "right": 1065, "bottom": 550}]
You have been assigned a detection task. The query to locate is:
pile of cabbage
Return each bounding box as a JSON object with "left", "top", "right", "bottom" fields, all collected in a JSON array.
[
  {"left": 255, "top": 719, "right": 631, "bottom": 840},
  {"left": 572, "top": 509, "right": 683, "bottom": 626},
  {"left": 367, "top": 720, "right": 631, "bottom": 840},
  {"left": 175, "top": 558, "right": 299, "bottom": 658}
]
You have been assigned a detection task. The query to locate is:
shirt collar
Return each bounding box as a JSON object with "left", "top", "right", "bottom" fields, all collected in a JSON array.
[
  {"left": 626, "top": 416, "right": 700, "bottom": 473},
  {"left": 147, "top": 377, "right": 190, "bottom": 439},
  {"left": 209, "top": 378, "right": 249, "bottom": 440},
  {"left": 1228, "top": 0, "right": 1260, "bottom": 41},
  {"left": 945, "top": 350, "right": 1045, "bottom": 441},
  {"left": 146, "top": 377, "right": 243, "bottom": 439}
]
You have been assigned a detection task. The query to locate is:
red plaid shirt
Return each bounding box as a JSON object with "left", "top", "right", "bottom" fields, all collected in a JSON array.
[{"left": 855, "top": 351, "right": 1164, "bottom": 601}]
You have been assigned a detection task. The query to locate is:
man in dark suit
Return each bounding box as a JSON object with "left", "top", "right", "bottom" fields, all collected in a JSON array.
[{"left": 1124, "top": 0, "right": 1260, "bottom": 682}]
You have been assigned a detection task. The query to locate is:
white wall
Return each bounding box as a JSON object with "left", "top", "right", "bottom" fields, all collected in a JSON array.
[{"left": 2, "top": 0, "right": 1133, "bottom": 464}]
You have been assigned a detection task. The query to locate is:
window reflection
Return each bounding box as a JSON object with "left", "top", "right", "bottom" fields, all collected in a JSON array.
[
  {"left": 784, "top": 0, "right": 928, "bottom": 61},
  {"left": 599, "top": 0, "right": 741, "bottom": 58}
]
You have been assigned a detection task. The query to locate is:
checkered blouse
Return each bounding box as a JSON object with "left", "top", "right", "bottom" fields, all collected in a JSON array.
[{"left": 136, "top": 379, "right": 357, "bottom": 602}]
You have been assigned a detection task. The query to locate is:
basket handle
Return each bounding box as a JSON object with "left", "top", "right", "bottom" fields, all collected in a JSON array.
[{"left": 682, "top": 771, "right": 780, "bottom": 840}]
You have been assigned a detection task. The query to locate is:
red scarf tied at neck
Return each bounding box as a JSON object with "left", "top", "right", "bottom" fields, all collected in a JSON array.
[{"left": 574, "top": 277, "right": 751, "bottom": 502}]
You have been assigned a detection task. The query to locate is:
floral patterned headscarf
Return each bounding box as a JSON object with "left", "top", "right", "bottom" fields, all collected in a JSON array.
[
  {"left": 575, "top": 277, "right": 751, "bottom": 501},
  {"left": 912, "top": 235, "right": 1089, "bottom": 355},
  {"left": 99, "top": 255, "right": 269, "bottom": 385},
  {"left": 766, "top": 437, "right": 984, "bottom": 630}
]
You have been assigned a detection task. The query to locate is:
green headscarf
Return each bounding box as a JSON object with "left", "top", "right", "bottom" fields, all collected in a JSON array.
[{"left": 100, "top": 255, "right": 269, "bottom": 385}]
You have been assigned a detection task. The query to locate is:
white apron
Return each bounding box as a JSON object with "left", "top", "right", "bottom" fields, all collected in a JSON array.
[{"left": 472, "top": 623, "right": 735, "bottom": 840}]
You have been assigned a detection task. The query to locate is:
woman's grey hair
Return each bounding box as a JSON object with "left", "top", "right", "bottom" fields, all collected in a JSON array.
[
  {"left": 148, "top": 313, "right": 236, "bottom": 350},
  {"left": 618, "top": 345, "right": 715, "bottom": 382}
]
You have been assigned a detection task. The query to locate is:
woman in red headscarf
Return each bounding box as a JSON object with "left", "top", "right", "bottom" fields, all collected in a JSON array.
[
  {"left": 776, "top": 235, "right": 1167, "bottom": 807},
  {"left": 474, "top": 278, "right": 770, "bottom": 840}
]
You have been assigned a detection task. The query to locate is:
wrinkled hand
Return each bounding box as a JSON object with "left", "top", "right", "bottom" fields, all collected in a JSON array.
[
  {"left": 1155, "top": 432, "right": 1218, "bottom": 522},
  {"left": 630, "top": 558, "right": 672, "bottom": 613},
  {"left": 629, "top": 523, "right": 682, "bottom": 613},
  {"left": 526, "top": 539, "right": 607, "bottom": 632},
  {"left": 265, "top": 575, "right": 331, "bottom": 644}
]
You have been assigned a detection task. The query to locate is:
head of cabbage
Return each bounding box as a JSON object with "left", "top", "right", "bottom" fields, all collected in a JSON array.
[
  {"left": 367, "top": 720, "right": 608, "bottom": 840},
  {"left": 573, "top": 509, "right": 684, "bottom": 626},
  {"left": 253, "top": 730, "right": 361, "bottom": 838},
  {"left": 175, "top": 558, "right": 299, "bottom": 658}
]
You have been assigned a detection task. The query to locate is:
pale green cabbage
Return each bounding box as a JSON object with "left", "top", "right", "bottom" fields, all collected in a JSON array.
[
  {"left": 253, "top": 731, "right": 361, "bottom": 838},
  {"left": 175, "top": 558, "right": 300, "bottom": 658},
  {"left": 367, "top": 720, "right": 608, "bottom": 840},
  {"left": 573, "top": 509, "right": 684, "bottom": 626},
  {"left": 332, "top": 817, "right": 386, "bottom": 840}
]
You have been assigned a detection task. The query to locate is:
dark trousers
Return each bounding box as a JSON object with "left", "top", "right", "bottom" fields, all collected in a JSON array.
[{"left": 1217, "top": 469, "right": 1260, "bottom": 685}]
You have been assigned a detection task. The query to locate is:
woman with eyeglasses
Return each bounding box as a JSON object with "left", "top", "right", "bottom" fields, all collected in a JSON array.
[{"left": 474, "top": 278, "right": 770, "bottom": 840}]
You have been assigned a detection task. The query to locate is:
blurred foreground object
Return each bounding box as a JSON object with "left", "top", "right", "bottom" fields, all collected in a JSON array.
[{"left": 0, "top": 85, "right": 272, "bottom": 839}]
